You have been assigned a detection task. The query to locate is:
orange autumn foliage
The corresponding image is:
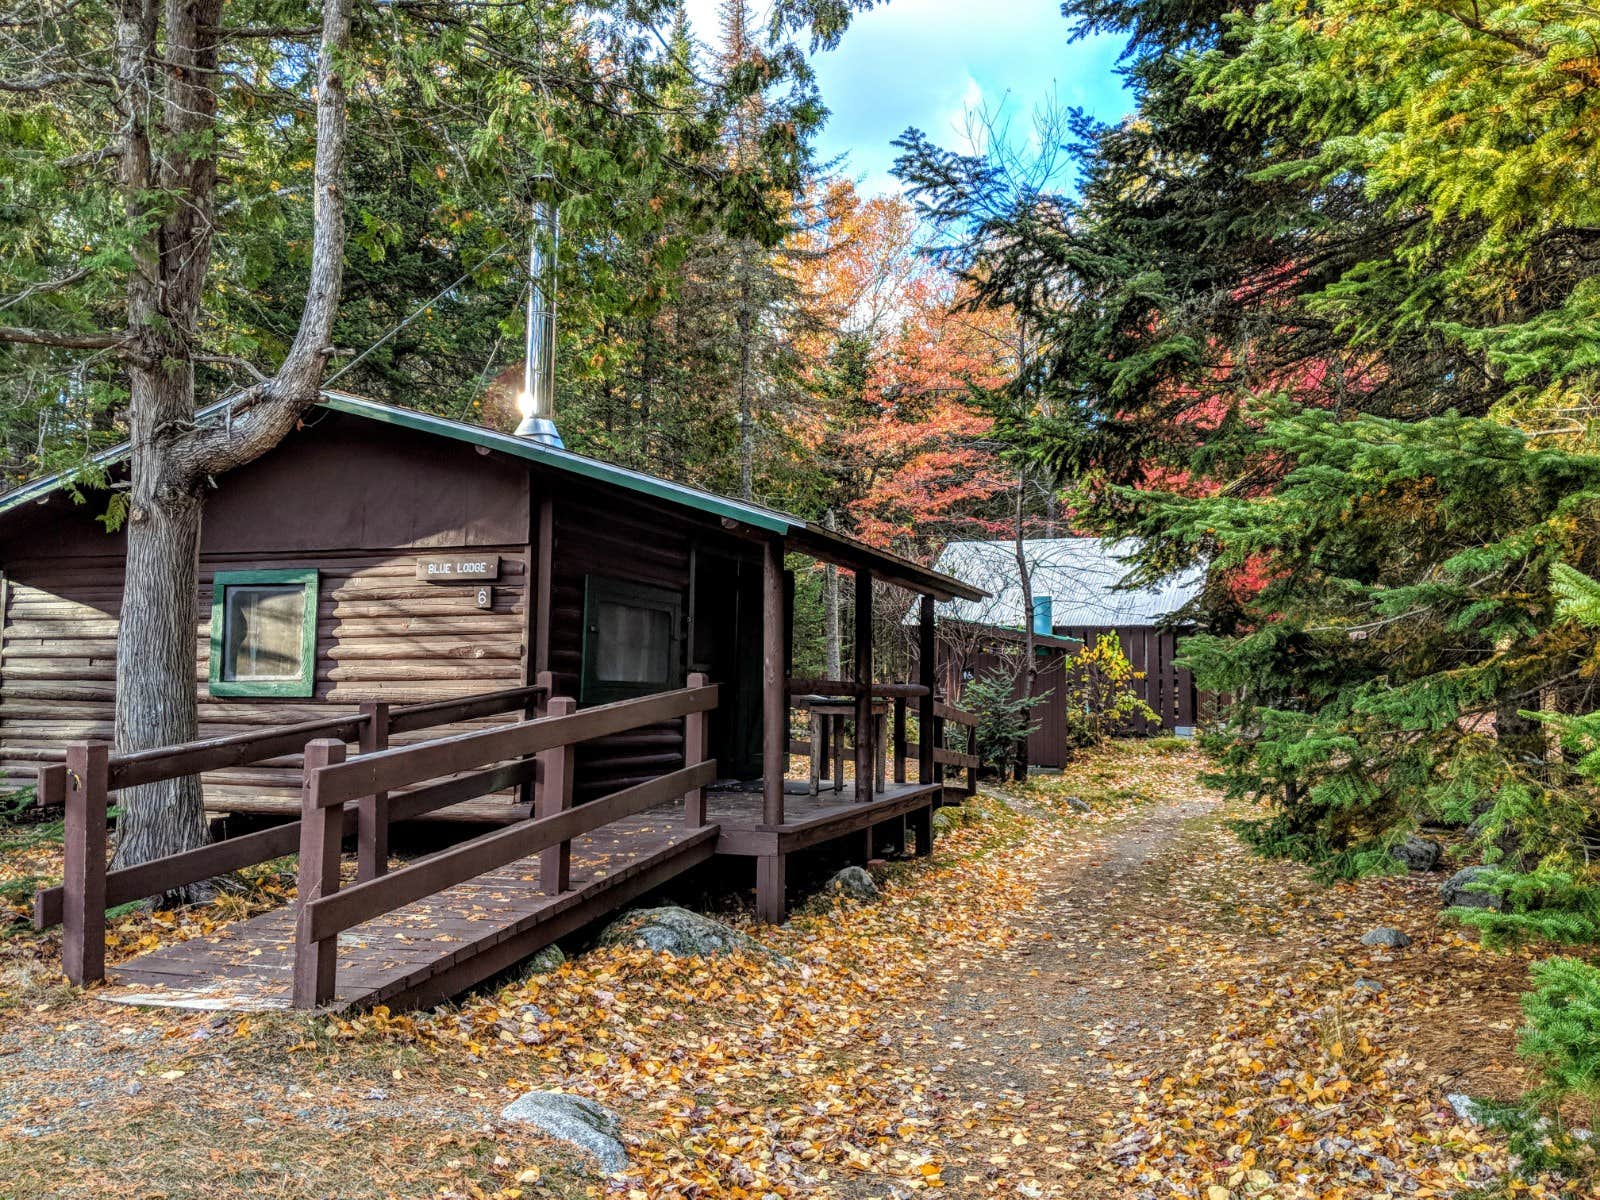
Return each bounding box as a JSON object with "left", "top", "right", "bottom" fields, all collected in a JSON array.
[{"left": 790, "top": 181, "right": 1016, "bottom": 556}]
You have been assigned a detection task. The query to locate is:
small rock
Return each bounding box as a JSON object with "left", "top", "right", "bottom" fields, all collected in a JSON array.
[
  {"left": 501, "top": 1092, "right": 627, "bottom": 1174},
  {"left": 1393, "top": 835, "right": 1441, "bottom": 872},
  {"left": 1441, "top": 865, "right": 1503, "bottom": 910},
  {"left": 1360, "top": 927, "right": 1412, "bottom": 948},
  {"left": 825, "top": 866, "right": 880, "bottom": 902},
  {"left": 598, "top": 906, "right": 784, "bottom": 960},
  {"left": 516, "top": 945, "right": 565, "bottom": 979},
  {"left": 1446, "top": 1093, "right": 1484, "bottom": 1126},
  {"left": 1352, "top": 978, "right": 1384, "bottom": 993},
  {"left": 1065, "top": 796, "right": 1092, "bottom": 814}
]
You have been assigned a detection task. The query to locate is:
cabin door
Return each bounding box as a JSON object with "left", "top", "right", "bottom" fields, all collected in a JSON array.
[{"left": 690, "top": 550, "right": 764, "bottom": 780}]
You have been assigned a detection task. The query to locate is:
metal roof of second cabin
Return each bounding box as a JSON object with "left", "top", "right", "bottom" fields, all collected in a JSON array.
[
  {"left": 929, "top": 537, "right": 1204, "bottom": 629},
  {"left": 0, "top": 390, "right": 984, "bottom": 602}
]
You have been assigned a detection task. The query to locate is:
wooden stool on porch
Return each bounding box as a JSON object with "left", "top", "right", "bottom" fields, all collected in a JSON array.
[{"left": 801, "top": 696, "right": 887, "bottom": 796}]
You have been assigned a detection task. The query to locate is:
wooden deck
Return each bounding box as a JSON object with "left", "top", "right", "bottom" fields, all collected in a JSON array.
[
  {"left": 96, "top": 778, "right": 944, "bottom": 1014},
  {"left": 707, "top": 780, "right": 941, "bottom": 856},
  {"left": 99, "top": 813, "right": 717, "bottom": 1012}
]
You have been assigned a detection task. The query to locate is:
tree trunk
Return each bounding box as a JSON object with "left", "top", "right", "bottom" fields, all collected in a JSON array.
[
  {"left": 1012, "top": 474, "right": 1037, "bottom": 781},
  {"left": 111, "top": 463, "right": 207, "bottom": 868},
  {"left": 107, "top": 0, "right": 217, "bottom": 871},
  {"left": 96, "top": 0, "right": 352, "bottom": 872},
  {"left": 735, "top": 254, "right": 755, "bottom": 500},
  {"left": 824, "top": 510, "right": 841, "bottom": 677}
]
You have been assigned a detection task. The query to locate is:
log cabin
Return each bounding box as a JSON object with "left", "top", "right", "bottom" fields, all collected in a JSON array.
[{"left": 0, "top": 389, "right": 984, "bottom": 950}]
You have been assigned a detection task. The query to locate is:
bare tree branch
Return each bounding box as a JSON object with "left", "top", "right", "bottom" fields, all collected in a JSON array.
[
  {"left": 200, "top": 24, "right": 319, "bottom": 38},
  {"left": 0, "top": 71, "right": 114, "bottom": 91},
  {"left": 183, "top": 0, "right": 351, "bottom": 476},
  {"left": 0, "top": 324, "right": 128, "bottom": 350}
]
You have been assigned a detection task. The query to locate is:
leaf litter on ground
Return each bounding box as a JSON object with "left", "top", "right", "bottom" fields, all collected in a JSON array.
[{"left": 0, "top": 742, "right": 1580, "bottom": 1198}]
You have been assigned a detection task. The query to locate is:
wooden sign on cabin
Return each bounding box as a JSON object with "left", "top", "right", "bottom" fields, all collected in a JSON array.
[{"left": 415, "top": 554, "right": 500, "bottom": 583}]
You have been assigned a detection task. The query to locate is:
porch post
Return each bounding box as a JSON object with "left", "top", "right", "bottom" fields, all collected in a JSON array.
[
  {"left": 854, "top": 568, "right": 874, "bottom": 802},
  {"left": 532, "top": 494, "right": 555, "bottom": 700},
  {"left": 918, "top": 593, "right": 936, "bottom": 785},
  {"left": 762, "top": 537, "right": 787, "bottom": 827}
]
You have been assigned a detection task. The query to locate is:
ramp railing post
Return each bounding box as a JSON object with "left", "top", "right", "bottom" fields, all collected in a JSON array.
[
  {"left": 684, "top": 674, "right": 711, "bottom": 827},
  {"left": 294, "top": 738, "right": 346, "bottom": 1009},
  {"left": 62, "top": 742, "right": 109, "bottom": 986},
  {"left": 36, "top": 762, "right": 65, "bottom": 810},
  {"left": 521, "top": 670, "right": 556, "bottom": 810},
  {"left": 356, "top": 701, "right": 390, "bottom": 882},
  {"left": 537, "top": 696, "right": 576, "bottom": 894}
]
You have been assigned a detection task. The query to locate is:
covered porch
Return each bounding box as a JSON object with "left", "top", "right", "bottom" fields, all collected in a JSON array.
[{"left": 732, "top": 528, "right": 983, "bottom": 921}]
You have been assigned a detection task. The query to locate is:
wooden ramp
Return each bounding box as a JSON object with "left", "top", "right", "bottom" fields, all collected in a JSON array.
[{"left": 99, "top": 813, "right": 717, "bottom": 1013}]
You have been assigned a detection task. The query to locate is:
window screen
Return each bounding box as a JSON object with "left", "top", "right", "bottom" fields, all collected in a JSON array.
[
  {"left": 595, "top": 601, "right": 672, "bottom": 684},
  {"left": 223, "top": 585, "right": 307, "bottom": 680},
  {"left": 209, "top": 569, "right": 318, "bottom": 697},
  {"left": 581, "top": 576, "right": 683, "bottom": 703}
]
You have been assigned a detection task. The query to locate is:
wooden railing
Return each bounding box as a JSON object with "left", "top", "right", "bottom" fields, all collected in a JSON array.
[
  {"left": 291, "top": 675, "right": 717, "bottom": 1008},
  {"left": 780, "top": 681, "right": 977, "bottom": 799},
  {"left": 930, "top": 700, "right": 980, "bottom": 799},
  {"left": 34, "top": 683, "right": 546, "bottom": 985},
  {"left": 787, "top": 680, "right": 934, "bottom": 797}
]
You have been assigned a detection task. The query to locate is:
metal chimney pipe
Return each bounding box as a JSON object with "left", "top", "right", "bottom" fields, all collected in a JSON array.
[{"left": 514, "top": 200, "right": 563, "bottom": 448}]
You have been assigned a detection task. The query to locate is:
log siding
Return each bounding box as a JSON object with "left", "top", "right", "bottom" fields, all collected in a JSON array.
[{"left": 0, "top": 549, "right": 530, "bottom": 807}]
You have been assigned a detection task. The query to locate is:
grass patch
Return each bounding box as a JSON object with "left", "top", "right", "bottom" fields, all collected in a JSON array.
[{"left": 0, "top": 1102, "right": 583, "bottom": 1200}]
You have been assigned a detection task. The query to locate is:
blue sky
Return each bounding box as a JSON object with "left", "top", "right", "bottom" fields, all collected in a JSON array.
[{"left": 685, "top": 0, "right": 1133, "bottom": 195}]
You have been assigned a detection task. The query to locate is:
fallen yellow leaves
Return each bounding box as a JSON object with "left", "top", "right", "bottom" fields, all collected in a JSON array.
[{"left": 0, "top": 742, "right": 1582, "bottom": 1200}]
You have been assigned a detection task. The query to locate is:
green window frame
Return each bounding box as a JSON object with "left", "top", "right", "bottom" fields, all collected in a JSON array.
[
  {"left": 208, "top": 569, "right": 320, "bottom": 698},
  {"left": 580, "top": 576, "right": 684, "bottom": 705}
]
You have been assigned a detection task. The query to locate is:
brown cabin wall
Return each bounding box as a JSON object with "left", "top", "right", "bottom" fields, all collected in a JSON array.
[
  {"left": 929, "top": 638, "right": 1071, "bottom": 769},
  {"left": 0, "top": 412, "right": 783, "bottom": 812},
  {"left": 544, "top": 483, "right": 700, "bottom": 802},
  {"left": 0, "top": 413, "right": 534, "bottom": 810},
  {"left": 0, "top": 549, "right": 530, "bottom": 806}
]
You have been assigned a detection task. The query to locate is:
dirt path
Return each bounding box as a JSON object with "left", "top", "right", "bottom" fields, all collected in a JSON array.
[
  {"left": 895, "top": 772, "right": 1230, "bottom": 1196},
  {"left": 891, "top": 751, "right": 1551, "bottom": 1199},
  {"left": 926, "top": 792, "right": 1217, "bottom": 1100}
]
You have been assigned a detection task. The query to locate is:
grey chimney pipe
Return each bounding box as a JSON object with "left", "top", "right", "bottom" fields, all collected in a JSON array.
[{"left": 514, "top": 200, "right": 563, "bottom": 448}]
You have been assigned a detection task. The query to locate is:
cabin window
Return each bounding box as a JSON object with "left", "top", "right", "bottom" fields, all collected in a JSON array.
[
  {"left": 581, "top": 576, "right": 683, "bottom": 704},
  {"left": 209, "top": 569, "right": 319, "bottom": 698}
]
